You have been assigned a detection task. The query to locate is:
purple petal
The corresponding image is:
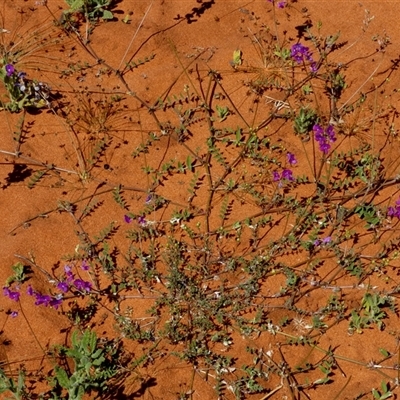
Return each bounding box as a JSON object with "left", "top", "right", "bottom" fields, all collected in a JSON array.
[
  {"left": 5, "top": 64, "right": 15, "bottom": 77},
  {"left": 81, "top": 260, "right": 90, "bottom": 270},
  {"left": 34, "top": 293, "right": 52, "bottom": 306},
  {"left": 282, "top": 169, "right": 294, "bottom": 181},
  {"left": 57, "top": 281, "right": 69, "bottom": 293},
  {"left": 326, "top": 125, "right": 336, "bottom": 142},
  {"left": 287, "top": 152, "right": 297, "bottom": 165},
  {"left": 3, "top": 287, "right": 20, "bottom": 302},
  {"left": 138, "top": 216, "right": 147, "bottom": 226},
  {"left": 50, "top": 297, "right": 63, "bottom": 309},
  {"left": 319, "top": 142, "right": 331, "bottom": 154},
  {"left": 73, "top": 279, "right": 92, "bottom": 292},
  {"left": 124, "top": 214, "right": 133, "bottom": 223},
  {"left": 313, "top": 124, "right": 324, "bottom": 135}
]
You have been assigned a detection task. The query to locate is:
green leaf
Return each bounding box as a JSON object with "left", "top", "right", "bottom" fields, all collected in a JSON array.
[
  {"left": 379, "top": 348, "right": 390, "bottom": 357},
  {"left": 68, "top": 0, "right": 84, "bottom": 12},
  {"left": 186, "top": 155, "right": 193, "bottom": 172},
  {"left": 91, "top": 348, "right": 103, "bottom": 359},
  {"left": 102, "top": 10, "right": 113, "bottom": 19},
  {"left": 231, "top": 49, "right": 242, "bottom": 67},
  {"left": 55, "top": 366, "right": 70, "bottom": 389}
]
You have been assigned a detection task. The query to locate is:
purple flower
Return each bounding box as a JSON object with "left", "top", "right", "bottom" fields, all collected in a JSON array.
[
  {"left": 145, "top": 194, "right": 153, "bottom": 204},
  {"left": 287, "top": 152, "right": 297, "bottom": 165},
  {"left": 272, "top": 171, "right": 280, "bottom": 182},
  {"left": 310, "top": 62, "right": 318, "bottom": 73},
  {"left": 10, "top": 311, "right": 18, "bottom": 318},
  {"left": 64, "top": 265, "right": 74, "bottom": 282},
  {"left": 138, "top": 216, "right": 147, "bottom": 226},
  {"left": 5, "top": 64, "right": 15, "bottom": 77},
  {"left": 73, "top": 279, "right": 92, "bottom": 292},
  {"left": 291, "top": 44, "right": 310, "bottom": 63},
  {"left": 81, "top": 260, "right": 90, "bottom": 270},
  {"left": 325, "top": 125, "right": 336, "bottom": 141},
  {"left": 313, "top": 124, "right": 336, "bottom": 154},
  {"left": 64, "top": 265, "right": 72, "bottom": 274},
  {"left": 49, "top": 296, "right": 63, "bottom": 310},
  {"left": 273, "top": 169, "right": 295, "bottom": 186},
  {"left": 267, "top": 0, "right": 286, "bottom": 7},
  {"left": 314, "top": 236, "right": 332, "bottom": 246},
  {"left": 388, "top": 198, "right": 400, "bottom": 218},
  {"left": 281, "top": 169, "right": 294, "bottom": 181},
  {"left": 291, "top": 43, "right": 317, "bottom": 72},
  {"left": 28, "top": 285, "right": 63, "bottom": 309},
  {"left": 124, "top": 214, "right": 133, "bottom": 223},
  {"left": 3, "top": 287, "right": 20, "bottom": 302},
  {"left": 57, "top": 281, "right": 69, "bottom": 293},
  {"left": 34, "top": 293, "right": 52, "bottom": 306}
]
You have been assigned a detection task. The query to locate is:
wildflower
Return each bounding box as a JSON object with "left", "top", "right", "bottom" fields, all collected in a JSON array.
[
  {"left": 138, "top": 216, "right": 147, "bottom": 226},
  {"left": 27, "top": 285, "right": 34, "bottom": 296},
  {"left": 287, "top": 152, "right": 297, "bottom": 165},
  {"left": 313, "top": 124, "right": 336, "bottom": 154},
  {"left": 314, "top": 236, "right": 332, "bottom": 246},
  {"left": 81, "top": 260, "right": 90, "bottom": 270},
  {"left": 145, "top": 194, "right": 153, "bottom": 204},
  {"left": 64, "top": 265, "right": 74, "bottom": 282},
  {"left": 28, "top": 285, "right": 63, "bottom": 309},
  {"left": 291, "top": 43, "right": 317, "bottom": 72},
  {"left": 281, "top": 169, "right": 294, "bottom": 181},
  {"left": 34, "top": 293, "right": 52, "bottom": 306},
  {"left": 387, "top": 198, "right": 400, "bottom": 218},
  {"left": 57, "top": 281, "right": 69, "bottom": 293},
  {"left": 124, "top": 214, "right": 133, "bottom": 223},
  {"left": 73, "top": 279, "right": 92, "bottom": 292},
  {"left": 10, "top": 311, "right": 18, "bottom": 318},
  {"left": 5, "top": 64, "right": 15, "bottom": 77},
  {"left": 267, "top": 0, "right": 286, "bottom": 7},
  {"left": 49, "top": 296, "right": 63, "bottom": 310},
  {"left": 273, "top": 169, "right": 295, "bottom": 182},
  {"left": 310, "top": 62, "right": 318, "bottom": 73},
  {"left": 3, "top": 286, "right": 20, "bottom": 301},
  {"left": 291, "top": 44, "right": 311, "bottom": 63}
]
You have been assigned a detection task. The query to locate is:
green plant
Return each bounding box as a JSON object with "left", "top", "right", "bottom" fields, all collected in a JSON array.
[
  {"left": 51, "top": 329, "right": 119, "bottom": 400},
  {"left": 293, "top": 106, "right": 317, "bottom": 139},
  {"left": 372, "top": 381, "right": 393, "bottom": 400},
  {"left": 64, "top": 0, "right": 115, "bottom": 21},
  {"left": 0, "top": 369, "right": 28, "bottom": 400},
  {"left": 215, "top": 104, "right": 230, "bottom": 122},
  {"left": 4, "top": 262, "right": 28, "bottom": 286},
  {"left": 0, "top": 61, "right": 50, "bottom": 111},
  {"left": 2, "top": 2, "right": 400, "bottom": 399}
]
